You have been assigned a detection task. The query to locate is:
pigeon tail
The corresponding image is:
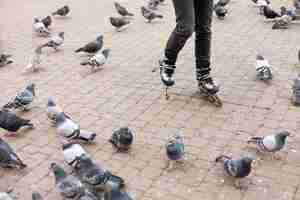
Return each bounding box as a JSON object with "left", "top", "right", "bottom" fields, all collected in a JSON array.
[
  {"left": 156, "top": 14, "right": 163, "bottom": 18},
  {"left": 80, "top": 61, "right": 89, "bottom": 66},
  {"left": 247, "top": 136, "right": 263, "bottom": 144},
  {"left": 215, "top": 155, "right": 231, "bottom": 163},
  {"left": 127, "top": 12, "right": 134, "bottom": 16},
  {"left": 75, "top": 48, "right": 83, "bottom": 53}
]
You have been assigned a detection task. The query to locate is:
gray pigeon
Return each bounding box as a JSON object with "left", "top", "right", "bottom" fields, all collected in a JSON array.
[
  {"left": 56, "top": 113, "right": 96, "bottom": 143},
  {"left": 0, "top": 192, "right": 14, "bottom": 200},
  {"left": 75, "top": 35, "right": 103, "bottom": 54},
  {"left": 109, "top": 17, "right": 130, "bottom": 31},
  {"left": 80, "top": 49, "right": 110, "bottom": 72},
  {"left": 42, "top": 32, "right": 64, "bottom": 51},
  {"left": 0, "top": 54, "right": 13, "bottom": 67},
  {"left": 292, "top": 74, "right": 300, "bottom": 106},
  {"left": 0, "top": 110, "right": 34, "bottom": 136},
  {"left": 47, "top": 97, "right": 70, "bottom": 124},
  {"left": 104, "top": 188, "right": 133, "bottom": 200},
  {"left": 50, "top": 162, "right": 86, "bottom": 199},
  {"left": 141, "top": 6, "right": 163, "bottom": 22},
  {"left": 255, "top": 54, "right": 272, "bottom": 81},
  {"left": 33, "top": 18, "right": 50, "bottom": 36},
  {"left": 3, "top": 83, "right": 35, "bottom": 111},
  {"left": 63, "top": 143, "right": 88, "bottom": 166},
  {"left": 214, "top": 5, "right": 228, "bottom": 19},
  {"left": 109, "top": 127, "right": 133, "bottom": 152},
  {"left": 52, "top": 5, "right": 70, "bottom": 17},
  {"left": 247, "top": 131, "right": 290, "bottom": 159},
  {"left": 73, "top": 154, "right": 125, "bottom": 191},
  {"left": 215, "top": 155, "right": 254, "bottom": 189},
  {"left": 114, "top": 2, "right": 134, "bottom": 17},
  {"left": 32, "top": 192, "right": 43, "bottom": 200},
  {"left": 165, "top": 133, "right": 185, "bottom": 170},
  {"left": 0, "top": 137, "right": 26, "bottom": 169}
]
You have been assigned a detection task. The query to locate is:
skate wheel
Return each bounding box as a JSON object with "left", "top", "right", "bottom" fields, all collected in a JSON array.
[{"left": 207, "top": 95, "right": 223, "bottom": 107}]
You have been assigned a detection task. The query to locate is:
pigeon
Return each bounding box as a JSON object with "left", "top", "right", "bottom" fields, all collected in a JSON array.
[
  {"left": 215, "top": 155, "right": 254, "bottom": 189},
  {"left": 63, "top": 143, "right": 88, "bottom": 166},
  {"left": 50, "top": 162, "right": 86, "bottom": 199},
  {"left": 56, "top": 113, "right": 96, "bottom": 143},
  {"left": 42, "top": 32, "right": 64, "bottom": 51},
  {"left": 0, "top": 110, "right": 34, "bottom": 136},
  {"left": 25, "top": 45, "right": 43, "bottom": 72},
  {"left": 3, "top": 83, "right": 35, "bottom": 111},
  {"left": 46, "top": 97, "right": 70, "bottom": 124},
  {"left": 109, "top": 17, "right": 130, "bottom": 31},
  {"left": 0, "top": 137, "right": 26, "bottom": 169},
  {"left": 114, "top": 2, "right": 134, "bottom": 17},
  {"left": 141, "top": 6, "right": 163, "bottom": 22},
  {"left": 41, "top": 16, "right": 52, "bottom": 28},
  {"left": 255, "top": 54, "right": 272, "bottom": 81},
  {"left": 247, "top": 131, "right": 290, "bottom": 159},
  {"left": 165, "top": 133, "right": 185, "bottom": 170},
  {"left": 214, "top": 5, "right": 228, "bottom": 19},
  {"left": 0, "top": 192, "right": 14, "bottom": 200},
  {"left": 33, "top": 18, "right": 50, "bottom": 36},
  {"left": 147, "top": 0, "right": 160, "bottom": 10},
  {"left": 32, "top": 192, "right": 43, "bottom": 200},
  {"left": 109, "top": 127, "right": 133, "bottom": 152},
  {"left": 272, "top": 14, "right": 292, "bottom": 29},
  {"left": 104, "top": 188, "right": 133, "bottom": 200},
  {"left": 294, "top": 73, "right": 300, "bottom": 104},
  {"left": 215, "top": 0, "right": 230, "bottom": 7},
  {"left": 0, "top": 54, "right": 13, "bottom": 67},
  {"left": 52, "top": 5, "right": 70, "bottom": 17},
  {"left": 262, "top": 5, "right": 280, "bottom": 19},
  {"left": 80, "top": 49, "right": 110, "bottom": 72},
  {"left": 75, "top": 35, "right": 103, "bottom": 54}
]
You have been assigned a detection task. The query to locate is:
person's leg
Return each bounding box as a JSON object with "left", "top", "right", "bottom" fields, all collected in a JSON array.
[
  {"left": 160, "top": 0, "right": 195, "bottom": 86},
  {"left": 194, "top": 0, "right": 219, "bottom": 94}
]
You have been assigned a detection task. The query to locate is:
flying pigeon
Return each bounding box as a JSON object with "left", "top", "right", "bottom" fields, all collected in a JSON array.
[
  {"left": 52, "top": 5, "right": 70, "bottom": 17},
  {"left": 56, "top": 113, "right": 96, "bottom": 143},
  {"left": 32, "top": 192, "right": 43, "bottom": 200},
  {"left": 0, "top": 110, "right": 34, "bottom": 136},
  {"left": 109, "top": 17, "right": 130, "bottom": 31},
  {"left": 63, "top": 143, "right": 88, "bottom": 166},
  {"left": 33, "top": 18, "right": 50, "bottom": 36},
  {"left": 46, "top": 97, "right": 70, "bottom": 125},
  {"left": 114, "top": 2, "right": 134, "bottom": 17},
  {"left": 109, "top": 127, "right": 133, "bottom": 152},
  {"left": 215, "top": 155, "right": 254, "bottom": 189},
  {"left": 147, "top": 0, "right": 160, "bottom": 10},
  {"left": 0, "top": 192, "right": 14, "bottom": 200},
  {"left": 141, "top": 6, "right": 163, "bottom": 22},
  {"left": 25, "top": 45, "right": 43, "bottom": 73},
  {"left": 262, "top": 5, "right": 280, "bottom": 19},
  {"left": 0, "top": 54, "right": 13, "bottom": 67},
  {"left": 104, "top": 188, "right": 133, "bottom": 200},
  {"left": 214, "top": 5, "right": 228, "bottom": 19},
  {"left": 292, "top": 74, "right": 300, "bottom": 106},
  {"left": 3, "top": 83, "right": 35, "bottom": 111},
  {"left": 165, "top": 133, "right": 185, "bottom": 170},
  {"left": 50, "top": 162, "right": 86, "bottom": 199},
  {"left": 272, "top": 14, "right": 292, "bottom": 29},
  {"left": 215, "top": 0, "right": 231, "bottom": 7},
  {"left": 80, "top": 49, "right": 110, "bottom": 72},
  {"left": 75, "top": 35, "right": 103, "bottom": 54},
  {"left": 255, "top": 54, "right": 272, "bottom": 81},
  {"left": 247, "top": 131, "right": 290, "bottom": 159},
  {"left": 0, "top": 137, "right": 26, "bottom": 169},
  {"left": 42, "top": 32, "right": 64, "bottom": 51}
]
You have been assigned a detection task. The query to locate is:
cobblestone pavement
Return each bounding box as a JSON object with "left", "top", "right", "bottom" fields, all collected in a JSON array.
[{"left": 1, "top": 0, "right": 300, "bottom": 199}]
